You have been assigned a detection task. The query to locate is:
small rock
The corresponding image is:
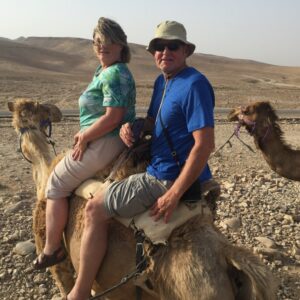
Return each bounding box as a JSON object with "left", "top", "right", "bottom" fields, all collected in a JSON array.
[
  {"left": 222, "top": 181, "right": 235, "bottom": 190},
  {"left": 52, "top": 295, "right": 64, "bottom": 300},
  {"left": 13, "top": 240, "right": 36, "bottom": 256},
  {"left": 283, "top": 214, "right": 294, "bottom": 224},
  {"left": 39, "top": 283, "right": 48, "bottom": 294},
  {"left": 4, "top": 202, "right": 24, "bottom": 214},
  {"left": 0, "top": 271, "right": 6, "bottom": 280},
  {"left": 222, "top": 217, "right": 241, "bottom": 231},
  {"left": 12, "top": 195, "right": 22, "bottom": 202},
  {"left": 34, "top": 273, "right": 46, "bottom": 284},
  {"left": 8, "top": 231, "right": 20, "bottom": 241},
  {"left": 254, "top": 247, "right": 284, "bottom": 260},
  {"left": 255, "top": 236, "right": 277, "bottom": 249},
  {"left": 291, "top": 245, "right": 300, "bottom": 257},
  {"left": 239, "top": 201, "right": 249, "bottom": 208}
]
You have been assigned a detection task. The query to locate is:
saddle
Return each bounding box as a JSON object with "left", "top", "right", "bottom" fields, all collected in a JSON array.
[{"left": 75, "top": 178, "right": 220, "bottom": 245}]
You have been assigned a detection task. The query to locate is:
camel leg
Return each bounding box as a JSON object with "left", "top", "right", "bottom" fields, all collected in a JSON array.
[{"left": 227, "top": 267, "right": 253, "bottom": 300}]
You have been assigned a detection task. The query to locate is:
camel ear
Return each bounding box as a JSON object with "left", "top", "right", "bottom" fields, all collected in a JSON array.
[
  {"left": 34, "top": 101, "right": 40, "bottom": 112},
  {"left": 44, "top": 104, "right": 62, "bottom": 122},
  {"left": 7, "top": 102, "right": 15, "bottom": 112}
]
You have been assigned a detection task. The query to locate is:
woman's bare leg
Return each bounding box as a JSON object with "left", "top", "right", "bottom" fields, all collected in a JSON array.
[{"left": 44, "top": 198, "right": 68, "bottom": 254}]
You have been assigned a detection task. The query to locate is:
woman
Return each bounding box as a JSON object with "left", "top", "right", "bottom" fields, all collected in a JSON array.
[{"left": 33, "top": 17, "right": 136, "bottom": 269}]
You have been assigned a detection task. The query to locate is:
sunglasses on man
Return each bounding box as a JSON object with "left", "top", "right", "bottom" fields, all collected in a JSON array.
[{"left": 153, "top": 41, "right": 184, "bottom": 52}]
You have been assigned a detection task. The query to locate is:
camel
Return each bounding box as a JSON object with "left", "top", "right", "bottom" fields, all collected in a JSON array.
[
  {"left": 9, "top": 98, "right": 277, "bottom": 300},
  {"left": 228, "top": 101, "right": 300, "bottom": 181}
]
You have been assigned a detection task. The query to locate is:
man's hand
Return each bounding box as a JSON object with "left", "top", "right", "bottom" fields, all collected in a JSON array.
[
  {"left": 72, "top": 131, "right": 88, "bottom": 161},
  {"left": 119, "top": 122, "right": 135, "bottom": 147},
  {"left": 150, "top": 191, "right": 180, "bottom": 223}
]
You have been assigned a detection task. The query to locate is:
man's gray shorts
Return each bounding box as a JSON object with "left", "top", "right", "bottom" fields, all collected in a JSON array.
[{"left": 103, "top": 173, "right": 173, "bottom": 218}]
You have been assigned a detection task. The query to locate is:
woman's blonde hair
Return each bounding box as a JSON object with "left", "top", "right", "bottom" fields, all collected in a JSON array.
[{"left": 93, "top": 17, "right": 131, "bottom": 63}]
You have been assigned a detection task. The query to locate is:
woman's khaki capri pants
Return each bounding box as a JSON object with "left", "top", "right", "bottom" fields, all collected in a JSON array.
[{"left": 46, "top": 135, "right": 124, "bottom": 199}]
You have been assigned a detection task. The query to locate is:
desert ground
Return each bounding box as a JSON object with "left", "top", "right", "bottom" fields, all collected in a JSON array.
[
  {"left": 0, "top": 37, "right": 300, "bottom": 299},
  {"left": 0, "top": 116, "right": 299, "bottom": 300}
]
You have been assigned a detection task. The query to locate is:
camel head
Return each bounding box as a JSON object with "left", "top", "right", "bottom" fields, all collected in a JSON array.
[
  {"left": 8, "top": 98, "right": 62, "bottom": 135},
  {"left": 228, "top": 101, "right": 279, "bottom": 136}
]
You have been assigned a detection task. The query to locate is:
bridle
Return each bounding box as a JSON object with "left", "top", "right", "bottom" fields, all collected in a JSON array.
[
  {"left": 18, "top": 118, "right": 57, "bottom": 164},
  {"left": 236, "top": 112, "right": 271, "bottom": 144},
  {"left": 213, "top": 110, "right": 272, "bottom": 156}
]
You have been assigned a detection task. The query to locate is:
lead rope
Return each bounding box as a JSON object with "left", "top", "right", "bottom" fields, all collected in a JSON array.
[
  {"left": 212, "top": 122, "right": 255, "bottom": 156},
  {"left": 18, "top": 120, "right": 58, "bottom": 164},
  {"left": 18, "top": 132, "right": 33, "bottom": 164},
  {"left": 42, "top": 119, "right": 58, "bottom": 156},
  {"left": 89, "top": 257, "right": 147, "bottom": 300}
]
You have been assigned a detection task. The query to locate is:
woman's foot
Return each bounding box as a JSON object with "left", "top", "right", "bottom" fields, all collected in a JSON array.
[{"left": 33, "top": 246, "right": 67, "bottom": 269}]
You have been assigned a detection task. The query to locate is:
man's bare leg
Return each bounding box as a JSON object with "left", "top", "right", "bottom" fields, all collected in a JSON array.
[{"left": 68, "top": 193, "right": 110, "bottom": 300}]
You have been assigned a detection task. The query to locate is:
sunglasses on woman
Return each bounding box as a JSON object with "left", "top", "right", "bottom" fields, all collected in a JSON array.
[
  {"left": 92, "top": 39, "right": 112, "bottom": 47},
  {"left": 153, "top": 41, "right": 183, "bottom": 52}
]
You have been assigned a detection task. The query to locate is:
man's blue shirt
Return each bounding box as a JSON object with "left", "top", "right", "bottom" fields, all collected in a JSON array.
[{"left": 146, "top": 67, "right": 215, "bottom": 182}]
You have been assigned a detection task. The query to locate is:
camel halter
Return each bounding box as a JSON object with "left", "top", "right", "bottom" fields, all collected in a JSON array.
[
  {"left": 18, "top": 118, "right": 57, "bottom": 164},
  {"left": 236, "top": 113, "right": 272, "bottom": 144}
]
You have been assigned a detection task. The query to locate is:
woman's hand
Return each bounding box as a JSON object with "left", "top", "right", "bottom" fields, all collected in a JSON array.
[
  {"left": 119, "top": 122, "right": 135, "bottom": 147},
  {"left": 72, "top": 131, "right": 88, "bottom": 161}
]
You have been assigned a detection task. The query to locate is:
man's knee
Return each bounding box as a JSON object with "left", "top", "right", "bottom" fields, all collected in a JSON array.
[{"left": 84, "top": 195, "right": 108, "bottom": 223}]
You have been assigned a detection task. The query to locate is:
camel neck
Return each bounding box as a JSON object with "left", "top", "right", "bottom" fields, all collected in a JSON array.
[{"left": 255, "top": 125, "right": 300, "bottom": 181}]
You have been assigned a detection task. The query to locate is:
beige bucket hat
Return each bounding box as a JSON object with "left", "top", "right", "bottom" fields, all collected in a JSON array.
[{"left": 147, "top": 20, "right": 196, "bottom": 56}]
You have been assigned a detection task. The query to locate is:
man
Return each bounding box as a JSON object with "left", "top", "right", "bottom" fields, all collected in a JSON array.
[{"left": 68, "top": 20, "right": 215, "bottom": 300}]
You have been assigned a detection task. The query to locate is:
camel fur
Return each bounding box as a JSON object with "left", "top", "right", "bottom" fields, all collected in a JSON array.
[
  {"left": 228, "top": 101, "right": 300, "bottom": 181},
  {"left": 9, "top": 98, "right": 277, "bottom": 300}
]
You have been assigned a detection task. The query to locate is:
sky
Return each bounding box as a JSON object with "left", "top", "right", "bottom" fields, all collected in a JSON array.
[{"left": 1, "top": 0, "right": 299, "bottom": 67}]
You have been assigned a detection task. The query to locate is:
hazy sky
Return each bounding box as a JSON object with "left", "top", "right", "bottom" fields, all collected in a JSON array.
[{"left": 1, "top": 0, "right": 299, "bottom": 66}]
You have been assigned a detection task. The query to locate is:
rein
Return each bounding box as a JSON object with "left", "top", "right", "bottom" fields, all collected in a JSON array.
[
  {"left": 18, "top": 119, "right": 57, "bottom": 164},
  {"left": 89, "top": 257, "right": 148, "bottom": 300},
  {"left": 215, "top": 113, "right": 272, "bottom": 156},
  {"left": 213, "top": 121, "right": 255, "bottom": 156}
]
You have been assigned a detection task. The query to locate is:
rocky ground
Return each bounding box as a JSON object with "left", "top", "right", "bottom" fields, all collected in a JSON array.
[{"left": 0, "top": 116, "right": 299, "bottom": 300}]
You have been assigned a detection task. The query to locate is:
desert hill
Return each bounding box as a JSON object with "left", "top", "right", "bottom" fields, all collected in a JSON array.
[{"left": 0, "top": 36, "right": 299, "bottom": 110}]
